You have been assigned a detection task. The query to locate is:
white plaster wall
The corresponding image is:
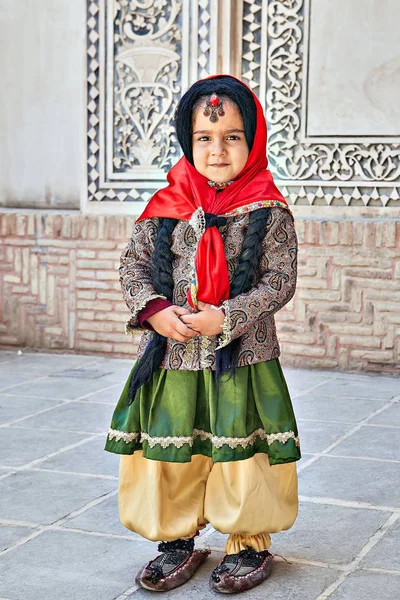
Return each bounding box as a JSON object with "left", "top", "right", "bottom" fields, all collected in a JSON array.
[
  {"left": 0, "top": 1, "right": 86, "bottom": 208},
  {"left": 307, "top": 0, "right": 400, "bottom": 138}
]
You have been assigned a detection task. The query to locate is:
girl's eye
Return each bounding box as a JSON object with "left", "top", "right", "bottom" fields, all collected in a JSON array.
[{"left": 195, "top": 135, "right": 241, "bottom": 142}]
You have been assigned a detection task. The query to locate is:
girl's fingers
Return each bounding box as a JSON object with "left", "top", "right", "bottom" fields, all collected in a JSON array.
[
  {"left": 179, "top": 314, "right": 193, "bottom": 324},
  {"left": 173, "top": 317, "right": 197, "bottom": 337},
  {"left": 173, "top": 306, "right": 192, "bottom": 316},
  {"left": 181, "top": 313, "right": 206, "bottom": 327}
]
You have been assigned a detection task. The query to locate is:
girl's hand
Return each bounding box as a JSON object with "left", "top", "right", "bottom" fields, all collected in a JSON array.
[
  {"left": 180, "top": 301, "right": 225, "bottom": 336},
  {"left": 147, "top": 306, "right": 198, "bottom": 343}
]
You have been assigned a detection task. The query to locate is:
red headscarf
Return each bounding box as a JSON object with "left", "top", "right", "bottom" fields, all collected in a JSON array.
[{"left": 137, "top": 75, "right": 289, "bottom": 308}]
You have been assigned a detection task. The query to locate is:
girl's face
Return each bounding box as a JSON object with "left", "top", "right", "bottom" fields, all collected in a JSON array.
[{"left": 191, "top": 100, "right": 249, "bottom": 183}]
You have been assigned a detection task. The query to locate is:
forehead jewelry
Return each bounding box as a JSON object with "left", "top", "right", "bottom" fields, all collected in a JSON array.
[{"left": 203, "top": 93, "right": 225, "bottom": 123}]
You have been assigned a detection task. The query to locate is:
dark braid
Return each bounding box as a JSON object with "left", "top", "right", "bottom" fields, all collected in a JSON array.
[
  {"left": 127, "top": 210, "right": 271, "bottom": 401},
  {"left": 127, "top": 218, "right": 177, "bottom": 405},
  {"left": 216, "top": 208, "right": 272, "bottom": 381}
]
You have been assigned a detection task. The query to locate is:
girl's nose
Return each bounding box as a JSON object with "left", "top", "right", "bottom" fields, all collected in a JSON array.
[{"left": 211, "top": 140, "right": 226, "bottom": 155}]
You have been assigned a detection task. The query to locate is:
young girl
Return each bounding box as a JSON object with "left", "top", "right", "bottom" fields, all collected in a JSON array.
[{"left": 105, "top": 74, "right": 300, "bottom": 594}]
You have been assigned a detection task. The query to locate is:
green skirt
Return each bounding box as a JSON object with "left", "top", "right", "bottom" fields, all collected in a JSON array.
[{"left": 105, "top": 359, "right": 301, "bottom": 466}]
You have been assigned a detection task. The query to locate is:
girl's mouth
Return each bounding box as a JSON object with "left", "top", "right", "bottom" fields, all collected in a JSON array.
[{"left": 210, "top": 163, "right": 229, "bottom": 168}]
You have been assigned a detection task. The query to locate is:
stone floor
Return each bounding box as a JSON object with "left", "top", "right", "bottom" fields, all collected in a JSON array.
[{"left": 0, "top": 350, "right": 399, "bottom": 600}]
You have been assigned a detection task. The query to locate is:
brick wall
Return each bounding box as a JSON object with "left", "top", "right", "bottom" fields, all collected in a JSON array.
[
  {"left": 281, "top": 219, "right": 400, "bottom": 374},
  {"left": 0, "top": 213, "right": 137, "bottom": 357},
  {"left": 0, "top": 213, "right": 399, "bottom": 374}
]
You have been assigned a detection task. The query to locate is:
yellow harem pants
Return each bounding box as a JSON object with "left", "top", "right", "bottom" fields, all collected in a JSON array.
[{"left": 119, "top": 451, "right": 298, "bottom": 554}]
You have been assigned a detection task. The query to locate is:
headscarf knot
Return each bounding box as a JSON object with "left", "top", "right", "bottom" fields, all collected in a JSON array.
[{"left": 204, "top": 213, "right": 227, "bottom": 229}]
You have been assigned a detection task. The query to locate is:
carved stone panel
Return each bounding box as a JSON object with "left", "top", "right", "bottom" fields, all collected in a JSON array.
[
  {"left": 259, "top": 0, "right": 400, "bottom": 206},
  {"left": 85, "top": 0, "right": 400, "bottom": 210},
  {"left": 86, "top": 0, "right": 216, "bottom": 207}
]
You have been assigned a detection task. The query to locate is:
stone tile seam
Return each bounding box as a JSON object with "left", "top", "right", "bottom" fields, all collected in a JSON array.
[
  {"left": 359, "top": 566, "right": 400, "bottom": 576},
  {"left": 0, "top": 355, "right": 110, "bottom": 366},
  {"left": 315, "top": 513, "right": 400, "bottom": 599},
  {"left": 297, "top": 396, "right": 399, "bottom": 473},
  {"left": 0, "top": 517, "right": 39, "bottom": 528},
  {"left": 75, "top": 383, "right": 123, "bottom": 400},
  {"left": 0, "top": 397, "right": 89, "bottom": 427},
  {"left": 0, "top": 489, "right": 120, "bottom": 558},
  {"left": 325, "top": 453, "right": 400, "bottom": 465},
  {"left": 290, "top": 371, "right": 399, "bottom": 381},
  {"left": 297, "top": 393, "right": 400, "bottom": 402},
  {"left": 4, "top": 424, "right": 108, "bottom": 436},
  {"left": 0, "top": 392, "right": 115, "bottom": 430},
  {"left": 0, "top": 374, "right": 116, "bottom": 398},
  {"left": 49, "top": 525, "right": 142, "bottom": 542},
  {"left": 299, "top": 494, "right": 400, "bottom": 514},
  {"left": 0, "top": 433, "right": 103, "bottom": 479},
  {"left": 0, "top": 467, "right": 116, "bottom": 481},
  {"left": 113, "top": 584, "right": 139, "bottom": 600},
  {"left": 77, "top": 400, "right": 120, "bottom": 406},
  {"left": 340, "top": 512, "right": 400, "bottom": 568},
  {"left": 0, "top": 507, "right": 137, "bottom": 559},
  {"left": 55, "top": 488, "right": 118, "bottom": 527},
  {"left": 0, "top": 355, "right": 103, "bottom": 365},
  {"left": 0, "top": 393, "right": 70, "bottom": 402},
  {"left": 0, "top": 384, "right": 121, "bottom": 404},
  {"left": 290, "top": 376, "right": 340, "bottom": 400},
  {"left": 0, "top": 528, "right": 45, "bottom": 559},
  {"left": 0, "top": 403, "right": 71, "bottom": 428},
  {"left": 0, "top": 518, "right": 145, "bottom": 544},
  {"left": 0, "top": 471, "right": 20, "bottom": 483},
  {"left": 284, "top": 369, "right": 399, "bottom": 382},
  {"left": 0, "top": 376, "right": 50, "bottom": 394},
  {"left": 0, "top": 358, "right": 104, "bottom": 393},
  {"left": 28, "top": 467, "right": 118, "bottom": 481},
  {"left": 0, "top": 398, "right": 119, "bottom": 408},
  {"left": 298, "top": 418, "right": 400, "bottom": 428},
  {"left": 364, "top": 423, "right": 400, "bottom": 430},
  {"left": 0, "top": 387, "right": 119, "bottom": 402},
  {"left": 299, "top": 495, "right": 400, "bottom": 515}
]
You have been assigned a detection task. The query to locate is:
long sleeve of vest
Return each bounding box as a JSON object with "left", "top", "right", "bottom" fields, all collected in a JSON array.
[
  {"left": 217, "top": 209, "right": 298, "bottom": 348},
  {"left": 120, "top": 217, "right": 167, "bottom": 332}
]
